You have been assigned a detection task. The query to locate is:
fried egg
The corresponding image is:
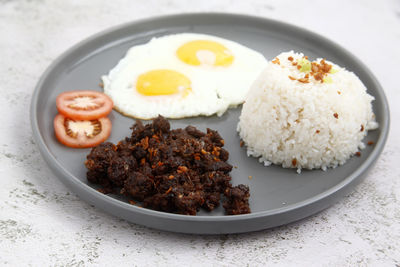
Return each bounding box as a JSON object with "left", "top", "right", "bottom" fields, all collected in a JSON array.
[{"left": 102, "top": 33, "right": 267, "bottom": 119}]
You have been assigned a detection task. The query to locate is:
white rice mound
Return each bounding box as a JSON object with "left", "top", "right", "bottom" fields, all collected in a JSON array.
[{"left": 237, "top": 51, "right": 378, "bottom": 173}]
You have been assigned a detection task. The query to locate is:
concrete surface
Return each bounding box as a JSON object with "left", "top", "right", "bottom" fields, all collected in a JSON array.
[{"left": 0, "top": 0, "right": 399, "bottom": 266}]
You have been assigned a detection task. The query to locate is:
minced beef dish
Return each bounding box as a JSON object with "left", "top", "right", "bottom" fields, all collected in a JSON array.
[{"left": 85, "top": 116, "right": 251, "bottom": 215}]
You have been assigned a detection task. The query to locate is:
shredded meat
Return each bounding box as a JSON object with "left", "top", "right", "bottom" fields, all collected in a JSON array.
[
  {"left": 223, "top": 185, "right": 251, "bottom": 215},
  {"left": 85, "top": 116, "right": 251, "bottom": 215}
]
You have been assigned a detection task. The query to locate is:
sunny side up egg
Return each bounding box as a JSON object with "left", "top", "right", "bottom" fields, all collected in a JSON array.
[{"left": 102, "top": 33, "right": 268, "bottom": 119}]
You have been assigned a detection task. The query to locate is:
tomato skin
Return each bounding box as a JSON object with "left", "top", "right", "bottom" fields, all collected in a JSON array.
[
  {"left": 54, "top": 114, "right": 112, "bottom": 148},
  {"left": 56, "top": 90, "right": 113, "bottom": 121}
]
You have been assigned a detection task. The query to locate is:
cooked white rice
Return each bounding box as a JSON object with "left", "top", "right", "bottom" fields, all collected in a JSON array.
[{"left": 237, "top": 51, "right": 378, "bottom": 173}]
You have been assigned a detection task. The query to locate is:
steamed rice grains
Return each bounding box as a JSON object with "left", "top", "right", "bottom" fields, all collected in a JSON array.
[{"left": 237, "top": 51, "right": 378, "bottom": 173}]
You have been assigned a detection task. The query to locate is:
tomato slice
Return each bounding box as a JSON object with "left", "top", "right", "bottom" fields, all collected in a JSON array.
[
  {"left": 56, "top": 90, "right": 113, "bottom": 120},
  {"left": 54, "top": 114, "right": 111, "bottom": 148}
]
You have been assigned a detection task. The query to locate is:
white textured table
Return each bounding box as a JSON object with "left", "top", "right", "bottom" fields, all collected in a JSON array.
[{"left": 1, "top": 0, "right": 399, "bottom": 266}]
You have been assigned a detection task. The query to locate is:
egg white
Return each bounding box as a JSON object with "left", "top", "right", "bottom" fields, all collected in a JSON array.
[{"left": 102, "top": 33, "right": 268, "bottom": 119}]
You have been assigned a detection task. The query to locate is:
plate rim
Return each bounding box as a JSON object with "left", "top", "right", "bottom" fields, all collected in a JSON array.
[{"left": 30, "top": 12, "right": 390, "bottom": 227}]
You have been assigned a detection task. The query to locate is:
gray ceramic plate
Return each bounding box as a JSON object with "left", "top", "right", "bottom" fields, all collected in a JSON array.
[{"left": 30, "top": 13, "right": 389, "bottom": 234}]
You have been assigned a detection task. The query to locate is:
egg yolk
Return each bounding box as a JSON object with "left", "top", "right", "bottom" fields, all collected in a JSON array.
[
  {"left": 177, "top": 40, "right": 234, "bottom": 66},
  {"left": 136, "top": 69, "right": 191, "bottom": 96}
]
